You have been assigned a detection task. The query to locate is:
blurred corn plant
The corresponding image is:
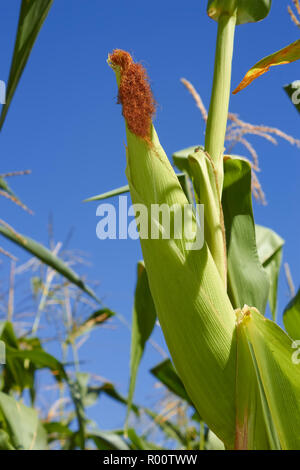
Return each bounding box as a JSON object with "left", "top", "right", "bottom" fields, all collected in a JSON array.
[
  {"left": 0, "top": 231, "right": 124, "bottom": 450},
  {"left": 0, "top": 239, "right": 222, "bottom": 450},
  {"left": 0, "top": 1, "right": 53, "bottom": 257},
  {"left": 86, "top": 0, "right": 300, "bottom": 450},
  {"left": 0, "top": 0, "right": 98, "bottom": 301}
]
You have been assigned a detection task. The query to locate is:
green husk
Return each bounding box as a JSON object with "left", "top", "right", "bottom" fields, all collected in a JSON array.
[{"left": 110, "top": 56, "right": 237, "bottom": 445}]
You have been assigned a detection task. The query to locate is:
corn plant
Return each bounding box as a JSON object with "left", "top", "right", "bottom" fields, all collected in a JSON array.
[{"left": 89, "top": 0, "right": 300, "bottom": 450}]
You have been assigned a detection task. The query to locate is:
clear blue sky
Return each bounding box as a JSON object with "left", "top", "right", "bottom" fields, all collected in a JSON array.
[{"left": 0, "top": 1, "right": 299, "bottom": 431}]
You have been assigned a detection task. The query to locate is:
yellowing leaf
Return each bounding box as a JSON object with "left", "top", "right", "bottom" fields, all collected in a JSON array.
[{"left": 233, "top": 39, "right": 300, "bottom": 94}]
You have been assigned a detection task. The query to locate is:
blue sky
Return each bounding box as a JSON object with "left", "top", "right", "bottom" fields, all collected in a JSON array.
[{"left": 0, "top": 1, "right": 299, "bottom": 431}]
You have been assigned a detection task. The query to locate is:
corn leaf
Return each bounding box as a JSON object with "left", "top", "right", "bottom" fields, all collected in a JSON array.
[
  {"left": 237, "top": 307, "right": 300, "bottom": 450},
  {"left": 90, "top": 381, "right": 187, "bottom": 446},
  {"left": 84, "top": 173, "right": 188, "bottom": 203},
  {"left": 66, "top": 309, "right": 115, "bottom": 344},
  {"left": 255, "top": 225, "right": 284, "bottom": 320},
  {"left": 0, "top": 223, "right": 100, "bottom": 302},
  {"left": 6, "top": 344, "right": 67, "bottom": 382},
  {"left": 85, "top": 382, "right": 140, "bottom": 415},
  {"left": 233, "top": 39, "right": 300, "bottom": 94},
  {"left": 66, "top": 373, "right": 88, "bottom": 450},
  {"left": 207, "top": 0, "right": 272, "bottom": 25},
  {"left": 173, "top": 146, "right": 203, "bottom": 173},
  {"left": 150, "top": 359, "right": 193, "bottom": 405},
  {"left": 283, "top": 289, "right": 300, "bottom": 340},
  {"left": 222, "top": 157, "right": 269, "bottom": 313},
  {"left": 0, "top": 321, "right": 37, "bottom": 394},
  {"left": 284, "top": 80, "right": 300, "bottom": 114},
  {"left": 88, "top": 430, "right": 130, "bottom": 450},
  {"left": 126, "top": 262, "right": 157, "bottom": 426},
  {"left": 84, "top": 185, "right": 130, "bottom": 202},
  {"left": 0, "top": 0, "right": 53, "bottom": 129},
  {"left": 0, "top": 391, "right": 47, "bottom": 450},
  {"left": 0, "top": 175, "right": 31, "bottom": 213},
  {"left": 0, "top": 321, "right": 68, "bottom": 407},
  {"left": 127, "top": 428, "right": 164, "bottom": 451}
]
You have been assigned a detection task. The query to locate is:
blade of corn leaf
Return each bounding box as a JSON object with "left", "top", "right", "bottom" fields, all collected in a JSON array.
[
  {"left": 43, "top": 422, "right": 73, "bottom": 443},
  {"left": 66, "top": 373, "right": 88, "bottom": 450},
  {"left": 284, "top": 80, "right": 300, "bottom": 114},
  {"left": 0, "top": 176, "right": 31, "bottom": 212},
  {"left": 238, "top": 306, "right": 300, "bottom": 450},
  {"left": 90, "top": 381, "right": 187, "bottom": 446},
  {"left": 207, "top": 0, "right": 272, "bottom": 25},
  {"left": 222, "top": 157, "right": 269, "bottom": 313},
  {"left": 5, "top": 344, "right": 67, "bottom": 382},
  {"left": 83, "top": 173, "right": 187, "bottom": 203},
  {"left": 87, "top": 382, "right": 140, "bottom": 415},
  {"left": 0, "top": 321, "right": 86, "bottom": 449},
  {"left": 0, "top": 0, "right": 53, "bottom": 130},
  {"left": 150, "top": 359, "right": 193, "bottom": 405},
  {"left": 177, "top": 173, "right": 194, "bottom": 204},
  {"left": 0, "top": 321, "right": 37, "bottom": 394},
  {"left": 255, "top": 225, "right": 284, "bottom": 320},
  {"left": 110, "top": 56, "right": 237, "bottom": 447},
  {"left": 233, "top": 39, "right": 300, "bottom": 94},
  {"left": 126, "top": 262, "right": 157, "bottom": 428},
  {"left": 283, "top": 289, "right": 300, "bottom": 339},
  {"left": 173, "top": 146, "right": 203, "bottom": 173},
  {"left": 0, "top": 223, "right": 100, "bottom": 303},
  {"left": 127, "top": 428, "right": 164, "bottom": 451},
  {"left": 0, "top": 391, "right": 47, "bottom": 450},
  {"left": 83, "top": 185, "right": 129, "bottom": 202},
  {"left": 66, "top": 309, "right": 115, "bottom": 344},
  {"left": 88, "top": 430, "right": 130, "bottom": 450}
]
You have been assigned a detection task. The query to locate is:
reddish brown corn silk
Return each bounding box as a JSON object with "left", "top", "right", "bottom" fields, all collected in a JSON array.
[{"left": 109, "top": 49, "right": 156, "bottom": 141}]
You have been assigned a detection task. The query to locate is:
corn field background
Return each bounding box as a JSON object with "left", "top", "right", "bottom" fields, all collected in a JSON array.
[{"left": 0, "top": 0, "right": 299, "bottom": 451}]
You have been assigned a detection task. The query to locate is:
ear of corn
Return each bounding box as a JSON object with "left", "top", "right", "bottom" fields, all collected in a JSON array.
[
  {"left": 109, "top": 46, "right": 300, "bottom": 450},
  {"left": 109, "top": 51, "right": 237, "bottom": 446}
]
